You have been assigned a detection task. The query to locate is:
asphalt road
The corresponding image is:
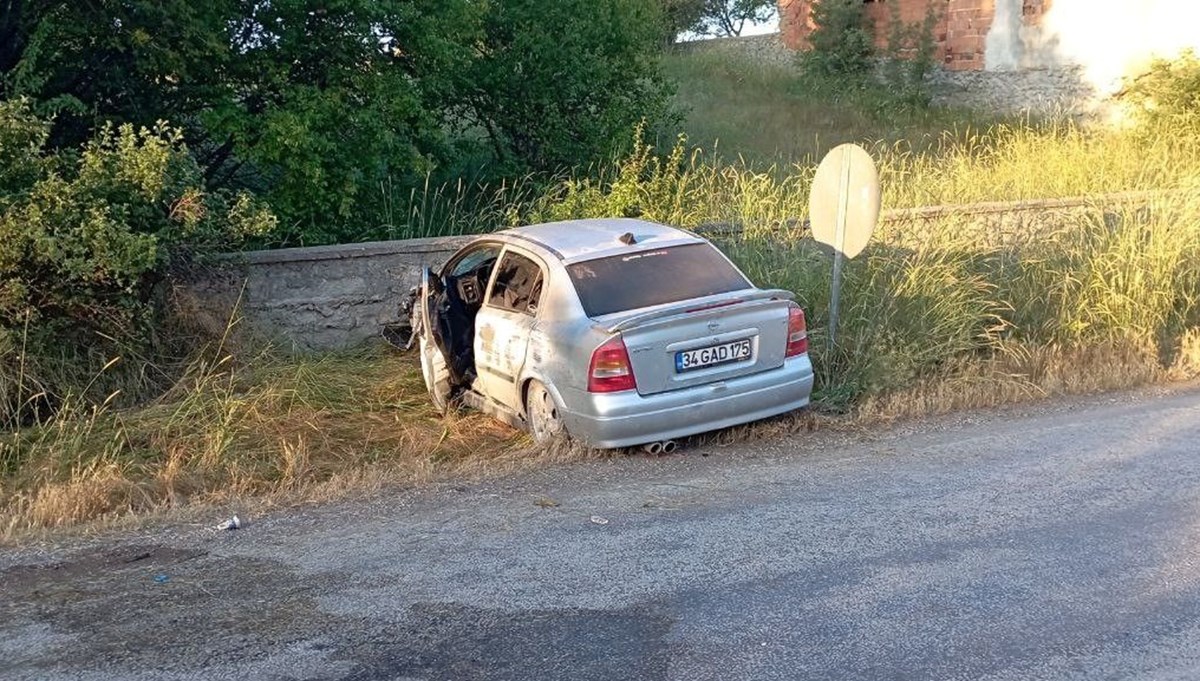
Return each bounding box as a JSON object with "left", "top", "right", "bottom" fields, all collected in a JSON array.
[{"left": 5, "top": 387, "right": 1200, "bottom": 681}]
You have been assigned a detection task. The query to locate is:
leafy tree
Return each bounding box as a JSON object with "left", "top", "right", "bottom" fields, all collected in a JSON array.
[
  {"left": 3, "top": 0, "right": 675, "bottom": 244},
  {"left": 690, "top": 0, "right": 777, "bottom": 38},
  {"left": 661, "top": 0, "right": 707, "bottom": 43},
  {"left": 461, "top": 0, "right": 674, "bottom": 173},
  {"left": 2, "top": 0, "right": 481, "bottom": 243},
  {"left": 1120, "top": 50, "right": 1200, "bottom": 133},
  {"left": 2, "top": 1, "right": 236, "bottom": 149},
  {"left": 203, "top": 0, "right": 483, "bottom": 243}
]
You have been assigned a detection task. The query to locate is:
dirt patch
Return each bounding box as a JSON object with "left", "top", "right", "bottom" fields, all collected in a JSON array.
[
  {"left": 0, "top": 544, "right": 207, "bottom": 593},
  {"left": 1, "top": 542, "right": 344, "bottom": 677}
]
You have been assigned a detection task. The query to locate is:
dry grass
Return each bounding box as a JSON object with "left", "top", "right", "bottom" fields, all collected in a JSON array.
[
  {"left": 855, "top": 341, "right": 1166, "bottom": 422},
  {"left": 0, "top": 347, "right": 607, "bottom": 541},
  {"left": 9, "top": 193, "right": 1200, "bottom": 540}
]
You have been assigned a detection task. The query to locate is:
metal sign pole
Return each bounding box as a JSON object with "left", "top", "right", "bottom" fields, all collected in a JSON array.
[
  {"left": 828, "top": 249, "right": 844, "bottom": 351},
  {"left": 828, "top": 146, "right": 852, "bottom": 353},
  {"left": 808, "top": 143, "right": 880, "bottom": 357}
]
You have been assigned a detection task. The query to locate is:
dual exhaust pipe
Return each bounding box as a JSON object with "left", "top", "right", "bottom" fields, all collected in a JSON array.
[{"left": 642, "top": 440, "right": 679, "bottom": 455}]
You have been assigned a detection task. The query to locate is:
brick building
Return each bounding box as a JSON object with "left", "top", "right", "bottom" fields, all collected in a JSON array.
[{"left": 779, "top": 0, "right": 1053, "bottom": 71}]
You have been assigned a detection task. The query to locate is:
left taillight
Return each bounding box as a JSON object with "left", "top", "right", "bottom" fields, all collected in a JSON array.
[
  {"left": 785, "top": 303, "right": 808, "bottom": 357},
  {"left": 587, "top": 336, "right": 637, "bottom": 393}
]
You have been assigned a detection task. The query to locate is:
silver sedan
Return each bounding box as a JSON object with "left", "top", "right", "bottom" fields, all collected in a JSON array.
[{"left": 409, "top": 218, "right": 814, "bottom": 450}]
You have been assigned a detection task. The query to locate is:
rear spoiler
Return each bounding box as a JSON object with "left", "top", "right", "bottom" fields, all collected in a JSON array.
[{"left": 604, "top": 289, "right": 795, "bottom": 334}]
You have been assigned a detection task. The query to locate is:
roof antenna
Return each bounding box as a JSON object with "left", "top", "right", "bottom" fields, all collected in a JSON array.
[{"left": 618, "top": 232, "right": 637, "bottom": 245}]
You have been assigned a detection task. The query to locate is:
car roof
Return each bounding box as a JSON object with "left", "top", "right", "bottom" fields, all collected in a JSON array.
[{"left": 496, "top": 218, "right": 706, "bottom": 264}]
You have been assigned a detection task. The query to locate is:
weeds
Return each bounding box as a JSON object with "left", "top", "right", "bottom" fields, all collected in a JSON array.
[
  {"left": 0, "top": 347, "right": 536, "bottom": 538},
  {"left": 515, "top": 115, "right": 1200, "bottom": 240},
  {"left": 370, "top": 173, "right": 547, "bottom": 242},
  {"left": 7, "top": 50, "right": 1200, "bottom": 538},
  {"left": 723, "top": 184, "right": 1200, "bottom": 410},
  {"left": 662, "top": 48, "right": 1006, "bottom": 165}
]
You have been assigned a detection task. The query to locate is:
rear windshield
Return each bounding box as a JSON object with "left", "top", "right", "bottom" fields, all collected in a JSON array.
[{"left": 567, "top": 243, "right": 751, "bottom": 317}]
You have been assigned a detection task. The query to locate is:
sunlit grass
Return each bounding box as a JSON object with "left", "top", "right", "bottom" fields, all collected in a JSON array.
[
  {"left": 516, "top": 119, "right": 1200, "bottom": 237},
  {"left": 9, "top": 186, "right": 1199, "bottom": 536},
  {"left": 722, "top": 185, "right": 1200, "bottom": 410},
  {"left": 7, "top": 49, "right": 1200, "bottom": 537},
  {"left": 0, "top": 346, "right": 550, "bottom": 539}
]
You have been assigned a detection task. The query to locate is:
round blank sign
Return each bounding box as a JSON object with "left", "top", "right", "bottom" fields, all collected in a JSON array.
[{"left": 809, "top": 144, "right": 881, "bottom": 259}]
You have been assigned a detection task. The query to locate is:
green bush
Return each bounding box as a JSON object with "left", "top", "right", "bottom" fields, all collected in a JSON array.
[
  {"left": 4, "top": 1, "right": 480, "bottom": 246},
  {"left": 466, "top": 0, "right": 673, "bottom": 175},
  {"left": 0, "top": 98, "right": 275, "bottom": 423},
  {"left": 795, "top": 0, "right": 942, "bottom": 117},
  {"left": 4, "top": 0, "right": 674, "bottom": 246},
  {"left": 1121, "top": 49, "right": 1200, "bottom": 133},
  {"left": 800, "top": 0, "right": 874, "bottom": 79},
  {"left": 881, "top": 3, "right": 940, "bottom": 109}
]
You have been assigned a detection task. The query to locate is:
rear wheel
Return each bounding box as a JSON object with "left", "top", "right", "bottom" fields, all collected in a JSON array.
[{"left": 526, "top": 380, "right": 565, "bottom": 443}]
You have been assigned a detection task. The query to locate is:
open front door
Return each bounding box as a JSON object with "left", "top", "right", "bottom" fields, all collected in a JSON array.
[
  {"left": 472, "top": 248, "right": 544, "bottom": 413},
  {"left": 413, "top": 267, "right": 453, "bottom": 414},
  {"left": 411, "top": 243, "right": 503, "bottom": 415}
]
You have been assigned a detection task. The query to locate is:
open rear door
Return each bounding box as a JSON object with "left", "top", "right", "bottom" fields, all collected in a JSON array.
[{"left": 412, "top": 267, "right": 453, "bottom": 414}]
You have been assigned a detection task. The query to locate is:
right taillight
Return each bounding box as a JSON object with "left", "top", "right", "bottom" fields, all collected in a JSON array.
[
  {"left": 785, "top": 303, "right": 808, "bottom": 357},
  {"left": 587, "top": 336, "right": 637, "bottom": 393}
]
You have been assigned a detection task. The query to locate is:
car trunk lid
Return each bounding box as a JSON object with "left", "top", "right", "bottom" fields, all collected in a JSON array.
[{"left": 603, "top": 290, "right": 794, "bottom": 396}]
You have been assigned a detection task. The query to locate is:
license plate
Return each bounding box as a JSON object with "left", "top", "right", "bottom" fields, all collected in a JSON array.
[{"left": 675, "top": 339, "right": 753, "bottom": 373}]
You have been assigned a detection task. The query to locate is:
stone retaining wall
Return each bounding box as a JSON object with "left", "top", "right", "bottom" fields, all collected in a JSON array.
[
  {"left": 179, "top": 236, "right": 473, "bottom": 351},
  {"left": 929, "top": 65, "right": 1096, "bottom": 115},
  {"left": 673, "top": 34, "right": 795, "bottom": 67},
  {"left": 179, "top": 192, "right": 1168, "bottom": 351}
]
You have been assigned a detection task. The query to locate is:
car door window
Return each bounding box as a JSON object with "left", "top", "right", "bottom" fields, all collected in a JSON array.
[
  {"left": 487, "top": 251, "right": 544, "bottom": 315},
  {"left": 445, "top": 244, "right": 501, "bottom": 306},
  {"left": 448, "top": 244, "right": 501, "bottom": 278}
]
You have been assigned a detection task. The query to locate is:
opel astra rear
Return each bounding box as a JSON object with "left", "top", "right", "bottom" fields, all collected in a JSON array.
[{"left": 409, "top": 218, "right": 815, "bottom": 449}]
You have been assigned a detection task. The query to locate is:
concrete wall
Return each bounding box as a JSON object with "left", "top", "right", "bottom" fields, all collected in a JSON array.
[
  {"left": 179, "top": 236, "right": 472, "bottom": 351},
  {"left": 177, "top": 192, "right": 1164, "bottom": 351}
]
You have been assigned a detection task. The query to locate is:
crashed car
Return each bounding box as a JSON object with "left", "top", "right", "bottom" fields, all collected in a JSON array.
[{"left": 407, "top": 218, "right": 814, "bottom": 450}]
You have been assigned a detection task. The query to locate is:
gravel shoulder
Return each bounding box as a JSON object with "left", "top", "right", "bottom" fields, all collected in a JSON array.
[{"left": 4, "top": 384, "right": 1200, "bottom": 681}]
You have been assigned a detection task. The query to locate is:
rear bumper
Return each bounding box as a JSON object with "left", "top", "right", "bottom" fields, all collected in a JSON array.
[{"left": 560, "top": 354, "right": 815, "bottom": 449}]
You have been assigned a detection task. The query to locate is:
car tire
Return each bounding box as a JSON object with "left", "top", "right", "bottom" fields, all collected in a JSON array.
[{"left": 526, "top": 380, "right": 566, "bottom": 443}]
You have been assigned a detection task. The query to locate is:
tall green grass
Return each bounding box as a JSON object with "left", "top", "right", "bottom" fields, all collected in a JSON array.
[
  {"left": 516, "top": 121, "right": 1200, "bottom": 236},
  {"left": 372, "top": 174, "right": 546, "bottom": 241},
  {"left": 502, "top": 112, "right": 1200, "bottom": 409},
  {"left": 720, "top": 185, "right": 1200, "bottom": 409},
  {"left": 9, "top": 185, "right": 1198, "bottom": 535},
  {"left": 351, "top": 50, "right": 1200, "bottom": 240}
]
